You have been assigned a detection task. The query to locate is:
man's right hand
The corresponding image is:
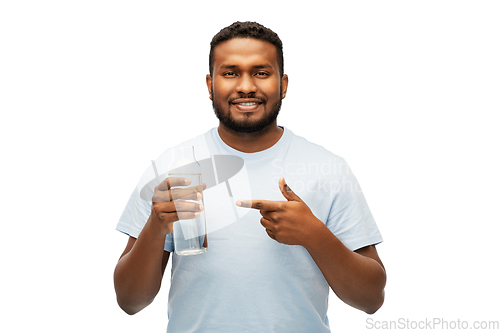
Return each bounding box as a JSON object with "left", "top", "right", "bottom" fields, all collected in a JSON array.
[{"left": 149, "top": 177, "right": 205, "bottom": 235}]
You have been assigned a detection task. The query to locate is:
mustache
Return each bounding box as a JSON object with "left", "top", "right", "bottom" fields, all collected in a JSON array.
[{"left": 228, "top": 94, "right": 266, "bottom": 104}]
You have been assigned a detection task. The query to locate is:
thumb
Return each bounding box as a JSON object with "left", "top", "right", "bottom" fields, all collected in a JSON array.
[{"left": 279, "top": 177, "right": 302, "bottom": 202}]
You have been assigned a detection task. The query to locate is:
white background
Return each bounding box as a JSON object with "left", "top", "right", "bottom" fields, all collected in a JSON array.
[{"left": 1, "top": 1, "right": 499, "bottom": 332}]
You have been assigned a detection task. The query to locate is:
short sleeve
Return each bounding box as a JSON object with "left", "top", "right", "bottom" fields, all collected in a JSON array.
[
  {"left": 116, "top": 186, "right": 151, "bottom": 238},
  {"left": 325, "top": 159, "right": 383, "bottom": 251},
  {"left": 116, "top": 174, "right": 174, "bottom": 252},
  {"left": 116, "top": 132, "right": 214, "bottom": 253}
]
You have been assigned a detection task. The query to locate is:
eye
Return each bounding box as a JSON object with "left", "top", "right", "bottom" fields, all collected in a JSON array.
[
  {"left": 223, "top": 72, "right": 237, "bottom": 77},
  {"left": 255, "top": 72, "right": 269, "bottom": 77}
]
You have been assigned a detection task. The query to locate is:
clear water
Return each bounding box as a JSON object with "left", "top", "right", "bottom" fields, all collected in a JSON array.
[{"left": 169, "top": 173, "right": 208, "bottom": 256}]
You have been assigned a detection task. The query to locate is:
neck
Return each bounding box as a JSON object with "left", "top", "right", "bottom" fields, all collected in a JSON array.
[{"left": 217, "top": 122, "right": 283, "bottom": 153}]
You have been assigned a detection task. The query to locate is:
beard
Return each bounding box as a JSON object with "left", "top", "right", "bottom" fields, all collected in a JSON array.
[{"left": 212, "top": 90, "right": 282, "bottom": 134}]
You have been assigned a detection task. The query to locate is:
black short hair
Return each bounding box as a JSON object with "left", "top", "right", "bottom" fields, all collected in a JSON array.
[{"left": 209, "top": 21, "right": 284, "bottom": 77}]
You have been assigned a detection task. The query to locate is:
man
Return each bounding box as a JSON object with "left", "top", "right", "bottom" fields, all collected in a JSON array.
[{"left": 114, "top": 21, "right": 386, "bottom": 332}]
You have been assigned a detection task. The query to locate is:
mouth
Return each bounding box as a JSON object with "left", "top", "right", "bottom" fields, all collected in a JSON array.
[{"left": 231, "top": 99, "right": 264, "bottom": 112}]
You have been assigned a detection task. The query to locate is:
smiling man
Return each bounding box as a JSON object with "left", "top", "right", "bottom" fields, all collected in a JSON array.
[
  {"left": 208, "top": 36, "right": 288, "bottom": 153},
  {"left": 209, "top": 37, "right": 287, "bottom": 135},
  {"left": 114, "top": 21, "right": 386, "bottom": 332}
]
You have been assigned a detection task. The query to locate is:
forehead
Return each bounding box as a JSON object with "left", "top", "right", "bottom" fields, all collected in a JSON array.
[{"left": 212, "top": 38, "right": 279, "bottom": 70}]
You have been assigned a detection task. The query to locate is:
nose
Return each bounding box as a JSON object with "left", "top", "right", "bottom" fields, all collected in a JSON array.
[{"left": 235, "top": 73, "right": 257, "bottom": 95}]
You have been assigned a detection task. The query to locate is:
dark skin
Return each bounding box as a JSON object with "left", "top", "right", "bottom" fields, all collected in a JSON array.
[
  {"left": 114, "top": 177, "right": 204, "bottom": 315},
  {"left": 206, "top": 37, "right": 288, "bottom": 153},
  {"left": 114, "top": 37, "right": 386, "bottom": 315},
  {"left": 237, "top": 177, "right": 386, "bottom": 314}
]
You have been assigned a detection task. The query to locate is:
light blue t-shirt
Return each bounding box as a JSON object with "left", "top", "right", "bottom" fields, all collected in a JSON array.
[{"left": 117, "top": 127, "right": 383, "bottom": 332}]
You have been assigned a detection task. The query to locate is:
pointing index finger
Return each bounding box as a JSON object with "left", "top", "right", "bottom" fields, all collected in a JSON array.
[{"left": 235, "top": 200, "right": 281, "bottom": 211}]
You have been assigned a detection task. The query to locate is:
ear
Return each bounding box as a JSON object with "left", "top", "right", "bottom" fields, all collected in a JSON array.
[
  {"left": 281, "top": 74, "right": 289, "bottom": 99},
  {"left": 206, "top": 74, "right": 213, "bottom": 100}
]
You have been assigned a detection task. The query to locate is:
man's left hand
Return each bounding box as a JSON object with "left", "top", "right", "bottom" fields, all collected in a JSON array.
[{"left": 236, "top": 177, "right": 324, "bottom": 246}]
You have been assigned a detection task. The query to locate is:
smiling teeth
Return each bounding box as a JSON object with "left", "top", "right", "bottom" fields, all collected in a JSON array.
[{"left": 239, "top": 102, "right": 257, "bottom": 105}]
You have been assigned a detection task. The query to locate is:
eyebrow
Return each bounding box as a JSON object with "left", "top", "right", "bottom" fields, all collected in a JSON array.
[{"left": 220, "top": 64, "right": 273, "bottom": 69}]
